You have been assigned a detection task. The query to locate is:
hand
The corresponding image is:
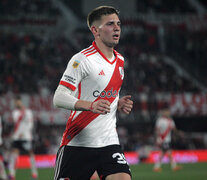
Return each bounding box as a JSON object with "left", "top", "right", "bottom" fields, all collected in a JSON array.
[
  {"left": 118, "top": 95, "right": 133, "bottom": 114},
  {"left": 156, "top": 137, "right": 162, "bottom": 146},
  {"left": 90, "top": 99, "right": 111, "bottom": 114},
  {"left": 177, "top": 130, "right": 185, "bottom": 137}
]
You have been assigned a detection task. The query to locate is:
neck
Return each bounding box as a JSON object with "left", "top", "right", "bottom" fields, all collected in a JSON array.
[
  {"left": 95, "top": 40, "right": 114, "bottom": 59},
  {"left": 18, "top": 106, "right": 24, "bottom": 110}
]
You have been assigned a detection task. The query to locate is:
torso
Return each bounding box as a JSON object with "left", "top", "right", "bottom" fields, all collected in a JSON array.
[{"left": 59, "top": 42, "right": 125, "bottom": 147}]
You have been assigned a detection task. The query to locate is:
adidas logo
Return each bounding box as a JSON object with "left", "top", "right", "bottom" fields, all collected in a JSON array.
[{"left": 98, "top": 70, "right": 105, "bottom": 76}]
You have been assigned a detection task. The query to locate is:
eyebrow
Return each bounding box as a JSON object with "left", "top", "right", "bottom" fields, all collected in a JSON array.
[
  {"left": 106, "top": 20, "right": 121, "bottom": 25},
  {"left": 98, "top": 18, "right": 120, "bottom": 28}
]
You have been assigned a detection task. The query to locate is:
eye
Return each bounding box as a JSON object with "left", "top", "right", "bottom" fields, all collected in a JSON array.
[{"left": 106, "top": 22, "right": 113, "bottom": 25}]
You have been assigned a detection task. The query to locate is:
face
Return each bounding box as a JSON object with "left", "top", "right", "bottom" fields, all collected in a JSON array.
[
  {"left": 162, "top": 109, "right": 171, "bottom": 117},
  {"left": 15, "top": 99, "right": 23, "bottom": 109},
  {"left": 93, "top": 13, "right": 121, "bottom": 48}
]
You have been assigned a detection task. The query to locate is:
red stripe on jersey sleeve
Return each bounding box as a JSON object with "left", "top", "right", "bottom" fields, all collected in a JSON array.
[
  {"left": 85, "top": 51, "right": 97, "bottom": 57},
  {"left": 81, "top": 46, "right": 93, "bottom": 53},
  {"left": 83, "top": 47, "right": 95, "bottom": 55},
  {"left": 59, "top": 81, "right": 76, "bottom": 91}
]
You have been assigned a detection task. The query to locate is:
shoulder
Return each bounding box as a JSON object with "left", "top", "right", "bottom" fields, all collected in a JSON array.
[
  {"left": 24, "top": 109, "right": 33, "bottom": 116},
  {"left": 80, "top": 45, "right": 98, "bottom": 58},
  {"left": 69, "top": 51, "right": 86, "bottom": 64},
  {"left": 12, "top": 110, "right": 18, "bottom": 119},
  {"left": 156, "top": 117, "right": 165, "bottom": 124},
  {"left": 12, "top": 109, "right": 18, "bottom": 115},
  {"left": 159, "top": 117, "right": 167, "bottom": 122},
  {"left": 114, "top": 50, "right": 124, "bottom": 61},
  {"left": 26, "top": 108, "right": 32, "bottom": 113},
  {"left": 64, "top": 52, "right": 87, "bottom": 72},
  {"left": 68, "top": 46, "right": 95, "bottom": 66},
  {"left": 171, "top": 118, "right": 175, "bottom": 124}
]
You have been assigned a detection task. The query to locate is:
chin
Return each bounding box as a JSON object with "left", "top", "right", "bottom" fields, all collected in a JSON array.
[
  {"left": 103, "top": 40, "right": 119, "bottom": 48},
  {"left": 110, "top": 41, "right": 119, "bottom": 47},
  {"left": 113, "top": 42, "right": 119, "bottom": 47}
]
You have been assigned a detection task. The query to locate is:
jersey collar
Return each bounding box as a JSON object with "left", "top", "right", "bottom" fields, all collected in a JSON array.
[{"left": 92, "top": 41, "right": 117, "bottom": 65}]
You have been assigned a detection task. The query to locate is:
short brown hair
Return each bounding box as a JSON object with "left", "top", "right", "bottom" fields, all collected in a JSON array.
[
  {"left": 15, "top": 95, "right": 21, "bottom": 101},
  {"left": 87, "top": 6, "right": 119, "bottom": 28}
]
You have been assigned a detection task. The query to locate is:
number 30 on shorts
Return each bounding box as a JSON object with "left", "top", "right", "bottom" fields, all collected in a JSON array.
[{"left": 112, "top": 153, "right": 128, "bottom": 164}]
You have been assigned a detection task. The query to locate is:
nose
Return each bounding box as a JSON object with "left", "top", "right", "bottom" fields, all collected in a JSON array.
[{"left": 114, "top": 23, "right": 120, "bottom": 31}]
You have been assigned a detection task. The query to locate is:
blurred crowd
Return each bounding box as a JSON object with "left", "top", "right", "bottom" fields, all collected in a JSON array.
[
  {"left": 165, "top": 26, "right": 207, "bottom": 86},
  {"left": 1, "top": 0, "right": 207, "bottom": 155},
  {"left": 136, "top": 0, "right": 196, "bottom": 14},
  {"left": 119, "top": 29, "right": 202, "bottom": 93},
  {"left": 0, "top": 25, "right": 205, "bottom": 153},
  {"left": 32, "top": 123, "right": 207, "bottom": 154},
  {"left": 0, "top": 32, "right": 75, "bottom": 95},
  {"left": 0, "top": 0, "right": 60, "bottom": 16},
  {"left": 0, "top": 26, "right": 202, "bottom": 96}
]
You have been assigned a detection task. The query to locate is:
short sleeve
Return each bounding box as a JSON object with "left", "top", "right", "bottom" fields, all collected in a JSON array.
[
  {"left": 12, "top": 111, "right": 17, "bottom": 123},
  {"left": 171, "top": 119, "right": 176, "bottom": 128},
  {"left": 59, "top": 53, "right": 88, "bottom": 91},
  {"left": 155, "top": 118, "right": 161, "bottom": 128},
  {"left": 27, "top": 110, "right": 33, "bottom": 122}
]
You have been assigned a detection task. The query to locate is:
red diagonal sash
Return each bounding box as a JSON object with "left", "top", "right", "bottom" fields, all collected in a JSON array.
[
  {"left": 14, "top": 109, "right": 25, "bottom": 133},
  {"left": 160, "top": 118, "right": 172, "bottom": 142},
  {"left": 61, "top": 58, "right": 124, "bottom": 146}
]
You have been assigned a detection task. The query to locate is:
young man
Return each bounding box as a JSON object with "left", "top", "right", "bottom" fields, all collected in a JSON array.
[
  {"left": 8, "top": 96, "right": 38, "bottom": 180},
  {"left": 153, "top": 106, "right": 182, "bottom": 172},
  {"left": 53, "top": 6, "right": 133, "bottom": 180}
]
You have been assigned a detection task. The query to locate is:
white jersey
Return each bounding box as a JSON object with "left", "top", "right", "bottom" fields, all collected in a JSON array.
[
  {"left": 59, "top": 41, "right": 125, "bottom": 147},
  {"left": 0, "top": 116, "right": 3, "bottom": 145},
  {"left": 12, "top": 108, "right": 34, "bottom": 141},
  {"left": 155, "top": 116, "right": 175, "bottom": 143}
]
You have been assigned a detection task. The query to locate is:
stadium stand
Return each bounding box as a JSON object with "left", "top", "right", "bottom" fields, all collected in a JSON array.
[
  {"left": 0, "top": 32, "right": 75, "bottom": 94},
  {"left": 0, "top": 0, "right": 60, "bottom": 16},
  {"left": 136, "top": 0, "right": 196, "bottom": 14},
  {"left": 0, "top": 0, "right": 207, "bottom": 155}
]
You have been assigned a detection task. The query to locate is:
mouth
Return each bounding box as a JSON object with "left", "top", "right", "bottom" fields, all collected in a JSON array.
[{"left": 113, "top": 34, "right": 120, "bottom": 40}]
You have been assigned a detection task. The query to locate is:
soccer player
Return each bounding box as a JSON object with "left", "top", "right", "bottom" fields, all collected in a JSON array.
[
  {"left": 0, "top": 115, "right": 8, "bottom": 180},
  {"left": 53, "top": 6, "right": 133, "bottom": 180},
  {"left": 8, "top": 96, "right": 38, "bottom": 180},
  {"left": 153, "top": 105, "right": 182, "bottom": 172}
]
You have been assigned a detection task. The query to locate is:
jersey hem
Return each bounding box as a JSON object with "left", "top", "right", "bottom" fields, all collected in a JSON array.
[{"left": 64, "top": 143, "right": 120, "bottom": 148}]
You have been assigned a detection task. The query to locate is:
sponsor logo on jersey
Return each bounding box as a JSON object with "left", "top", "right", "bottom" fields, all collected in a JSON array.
[
  {"left": 72, "top": 60, "right": 80, "bottom": 68},
  {"left": 64, "top": 75, "right": 76, "bottom": 84},
  {"left": 98, "top": 69, "right": 105, "bottom": 76},
  {"left": 59, "top": 178, "right": 70, "bottom": 180},
  {"left": 93, "top": 88, "right": 118, "bottom": 98},
  {"left": 119, "top": 67, "right": 124, "bottom": 80}
]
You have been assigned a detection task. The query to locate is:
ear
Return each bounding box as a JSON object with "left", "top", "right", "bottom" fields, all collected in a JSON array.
[{"left": 91, "top": 25, "right": 100, "bottom": 37}]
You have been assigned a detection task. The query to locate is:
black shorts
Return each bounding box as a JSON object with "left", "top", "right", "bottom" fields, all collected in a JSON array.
[
  {"left": 54, "top": 145, "right": 131, "bottom": 180},
  {"left": 11, "top": 140, "right": 32, "bottom": 153},
  {"left": 160, "top": 142, "right": 171, "bottom": 152}
]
